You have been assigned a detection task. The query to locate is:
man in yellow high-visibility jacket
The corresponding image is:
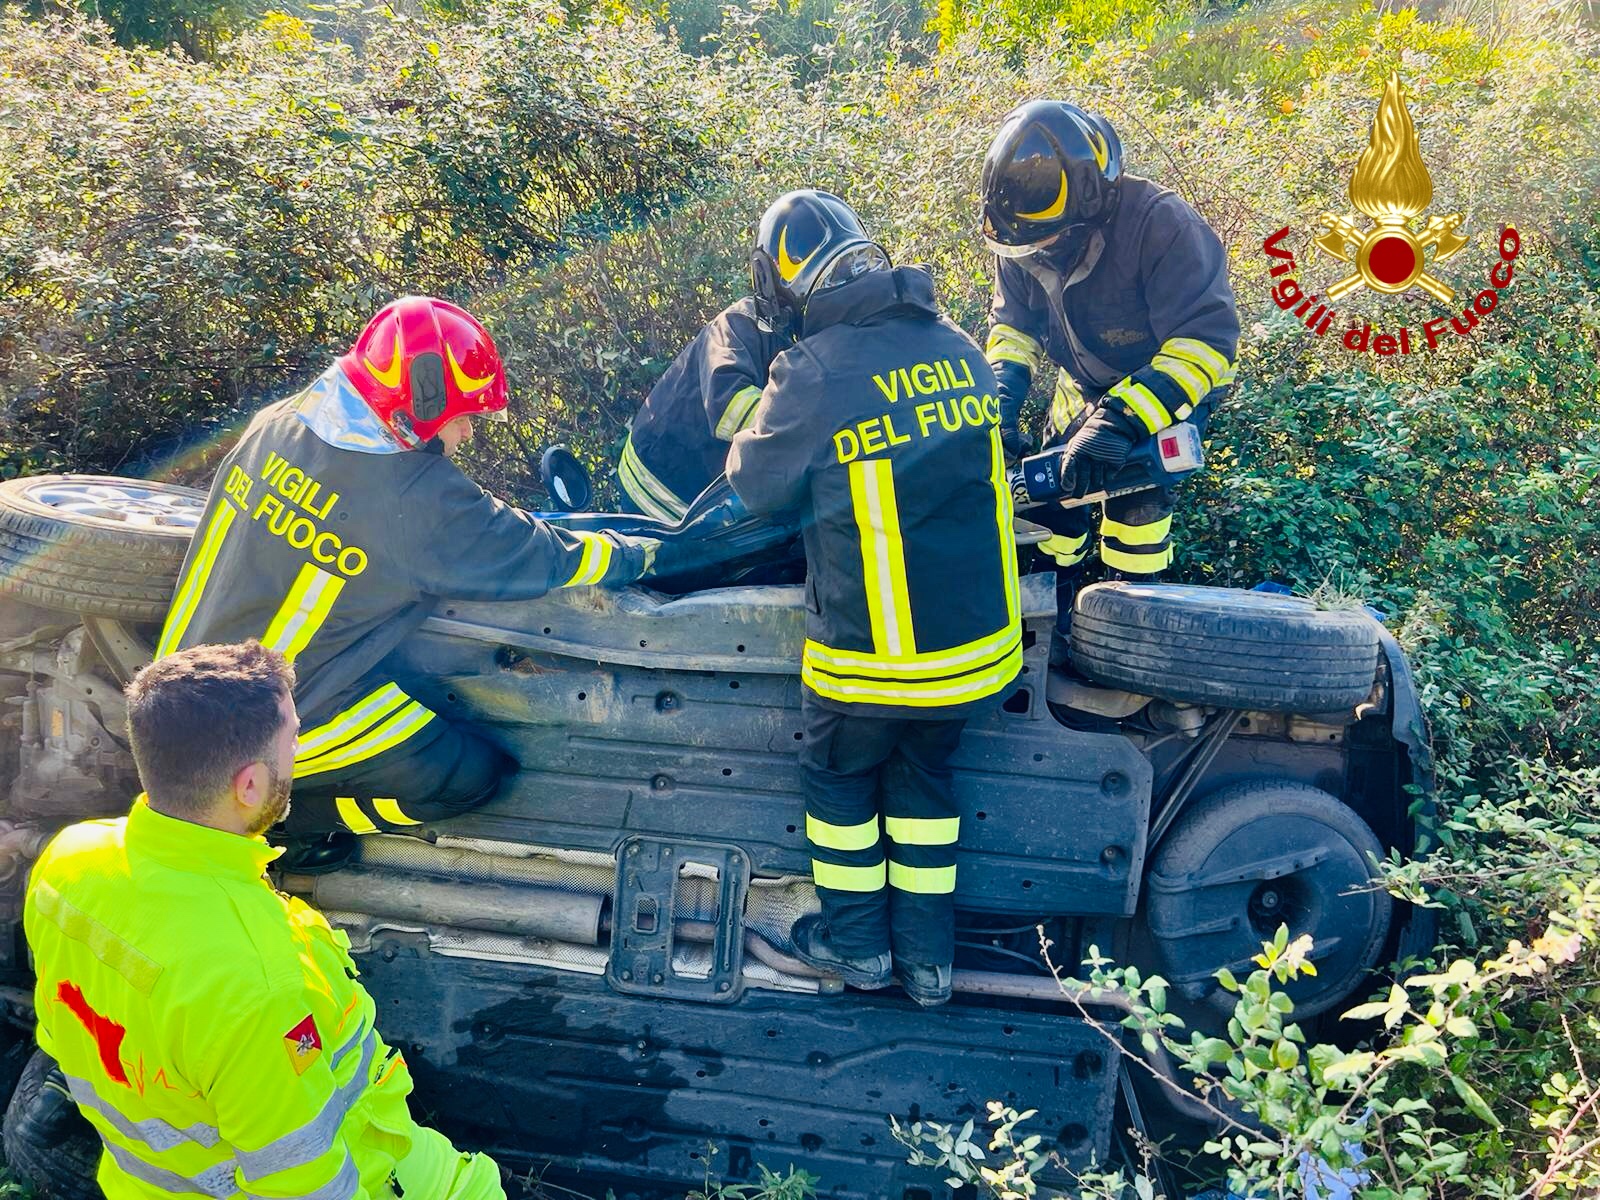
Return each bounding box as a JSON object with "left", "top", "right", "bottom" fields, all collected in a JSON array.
[{"left": 23, "top": 640, "right": 502, "bottom": 1200}]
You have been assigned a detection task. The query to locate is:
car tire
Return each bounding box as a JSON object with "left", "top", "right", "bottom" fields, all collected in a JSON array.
[
  {"left": 1144, "top": 780, "right": 1393, "bottom": 1020},
  {"left": 1070, "top": 582, "right": 1381, "bottom": 713},
  {"left": 0, "top": 475, "right": 205, "bottom": 624},
  {"left": 2, "top": 1048, "right": 102, "bottom": 1200}
]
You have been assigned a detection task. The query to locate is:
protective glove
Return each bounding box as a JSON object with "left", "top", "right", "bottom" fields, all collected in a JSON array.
[
  {"left": 993, "top": 360, "right": 1037, "bottom": 462},
  {"left": 603, "top": 533, "right": 661, "bottom": 586},
  {"left": 1057, "top": 404, "right": 1142, "bottom": 499}
]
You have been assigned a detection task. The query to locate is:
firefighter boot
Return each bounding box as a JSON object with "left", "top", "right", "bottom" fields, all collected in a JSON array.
[
  {"left": 791, "top": 913, "right": 892, "bottom": 990},
  {"left": 894, "top": 961, "right": 953, "bottom": 1007},
  {"left": 1048, "top": 570, "right": 1086, "bottom": 669}
]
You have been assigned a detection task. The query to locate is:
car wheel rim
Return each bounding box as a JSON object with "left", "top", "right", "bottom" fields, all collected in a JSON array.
[{"left": 23, "top": 480, "right": 205, "bottom": 530}]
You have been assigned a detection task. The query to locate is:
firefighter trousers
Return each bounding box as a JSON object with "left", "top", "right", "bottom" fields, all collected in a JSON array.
[
  {"left": 285, "top": 672, "right": 513, "bottom": 836},
  {"left": 798, "top": 693, "right": 966, "bottom": 966}
]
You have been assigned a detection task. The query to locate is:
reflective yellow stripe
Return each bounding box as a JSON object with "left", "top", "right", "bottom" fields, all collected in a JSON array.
[
  {"left": 989, "top": 426, "right": 1020, "bottom": 627},
  {"left": 619, "top": 437, "right": 688, "bottom": 522},
  {"left": 262, "top": 563, "right": 345, "bottom": 663},
  {"left": 1163, "top": 337, "right": 1235, "bottom": 386},
  {"left": 32, "top": 880, "right": 162, "bottom": 995},
  {"left": 335, "top": 797, "right": 378, "bottom": 835},
  {"left": 888, "top": 862, "right": 957, "bottom": 894},
  {"left": 1151, "top": 353, "right": 1211, "bottom": 406},
  {"left": 1039, "top": 532, "right": 1089, "bottom": 566},
  {"left": 802, "top": 643, "right": 1023, "bottom": 708},
  {"left": 811, "top": 860, "right": 886, "bottom": 892},
  {"left": 561, "top": 531, "right": 615, "bottom": 587},
  {"left": 985, "top": 324, "right": 1043, "bottom": 372},
  {"left": 884, "top": 816, "right": 959, "bottom": 845},
  {"left": 806, "top": 814, "right": 880, "bottom": 851},
  {"left": 715, "top": 385, "right": 764, "bottom": 440},
  {"left": 156, "top": 501, "right": 238, "bottom": 659},
  {"left": 372, "top": 798, "right": 421, "bottom": 826},
  {"left": 1101, "top": 513, "right": 1172, "bottom": 546},
  {"left": 804, "top": 623, "right": 1018, "bottom": 679},
  {"left": 1050, "top": 371, "right": 1086, "bottom": 430},
  {"left": 295, "top": 702, "right": 436, "bottom": 780},
  {"left": 295, "top": 684, "right": 409, "bottom": 761},
  {"left": 1109, "top": 379, "right": 1172, "bottom": 434},
  {"left": 1101, "top": 542, "right": 1174, "bottom": 573},
  {"left": 849, "top": 459, "right": 916, "bottom": 658}
]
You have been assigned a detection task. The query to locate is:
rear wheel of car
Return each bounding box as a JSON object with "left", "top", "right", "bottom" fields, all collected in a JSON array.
[
  {"left": 1143, "top": 780, "right": 1393, "bottom": 1020},
  {"left": 3, "top": 1048, "right": 102, "bottom": 1200},
  {"left": 1070, "top": 582, "right": 1382, "bottom": 713},
  {"left": 0, "top": 475, "right": 204, "bottom": 624}
]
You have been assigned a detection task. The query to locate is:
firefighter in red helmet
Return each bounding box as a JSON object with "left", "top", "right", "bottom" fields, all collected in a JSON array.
[{"left": 159, "top": 296, "right": 656, "bottom": 864}]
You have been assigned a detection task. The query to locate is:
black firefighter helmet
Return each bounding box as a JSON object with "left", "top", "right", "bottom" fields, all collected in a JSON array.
[
  {"left": 751, "top": 190, "right": 891, "bottom": 336},
  {"left": 981, "top": 101, "right": 1123, "bottom": 259}
]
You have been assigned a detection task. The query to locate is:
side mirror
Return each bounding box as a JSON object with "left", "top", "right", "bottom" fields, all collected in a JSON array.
[{"left": 540, "top": 446, "right": 594, "bottom": 513}]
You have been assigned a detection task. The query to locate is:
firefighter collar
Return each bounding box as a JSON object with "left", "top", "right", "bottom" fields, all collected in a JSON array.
[
  {"left": 289, "top": 364, "right": 407, "bottom": 455},
  {"left": 125, "top": 795, "right": 284, "bottom": 880},
  {"left": 803, "top": 265, "right": 938, "bottom": 337}
]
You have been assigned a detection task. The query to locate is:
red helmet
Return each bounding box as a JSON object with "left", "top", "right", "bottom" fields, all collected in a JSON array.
[{"left": 339, "top": 296, "right": 509, "bottom": 448}]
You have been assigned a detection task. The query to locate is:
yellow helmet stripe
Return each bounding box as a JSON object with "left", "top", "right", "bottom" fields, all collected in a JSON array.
[
  {"left": 446, "top": 344, "right": 494, "bottom": 394},
  {"left": 776, "top": 225, "right": 818, "bottom": 283},
  {"left": 362, "top": 328, "right": 404, "bottom": 390},
  {"left": 1090, "top": 131, "right": 1109, "bottom": 171},
  {"left": 1016, "top": 170, "right": 1068, "bottom": 222}
]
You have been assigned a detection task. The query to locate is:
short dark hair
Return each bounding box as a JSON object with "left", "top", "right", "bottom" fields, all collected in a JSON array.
[{"left": 125, "top": 641, "right": 295, "bottom": 818}]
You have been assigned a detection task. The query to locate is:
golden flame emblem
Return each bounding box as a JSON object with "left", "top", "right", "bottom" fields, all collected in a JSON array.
[{"left": 1314, "top": 73, "right": 1467, "bottom": 302}]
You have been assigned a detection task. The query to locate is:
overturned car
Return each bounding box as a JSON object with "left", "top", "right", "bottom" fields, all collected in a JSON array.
[{"left": 0, "top": 471, "right": 1433, "bottom": 1197}]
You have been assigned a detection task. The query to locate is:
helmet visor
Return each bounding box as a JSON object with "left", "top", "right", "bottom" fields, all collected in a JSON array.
[
  {"left": 814, "top": 243, "right": 891, "bottom": 293},
  {"left": 982, "top": 214, "right": 1081, "bottom": 260}
]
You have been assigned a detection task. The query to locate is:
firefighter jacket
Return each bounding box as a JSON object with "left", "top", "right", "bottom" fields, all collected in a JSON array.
[
  {"left": 986, "top": 175, "right": 1240, "bottom": 441},
  {"left": 728, "top": 266, "right": 1022, "bottom": 718},
  {"left": 620, "top": 299, "right": 790, "bottom": 523},
  {"left": 24, "top": 797, "right": 503, "bottom": 1200},
  {"left": 157, "top": 364, "right": 646, "bottom": 725}
]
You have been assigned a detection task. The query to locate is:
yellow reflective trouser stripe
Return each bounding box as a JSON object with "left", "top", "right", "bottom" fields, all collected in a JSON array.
[
  {"left": 811, "top": 860, "right": 886, "bottom": 892},
  {"left": 803, "top": 622, "right": 1018, "bottom": 678},
  {"left": 373, "top": 798, "right": 422, "bottom": 826},
  {"left": 1163, "top": 337, "right": 1235, "bottom": 387},
  {"left": 560, "top": 531, "right": 615, "bottom": 587},
  {"left": 32, "top": 880, "right": 162, "bottom": 994},
  {"left": 295, "top": 701, "right": 435, "bottom": 780},
  {"left": 849, "top": 458, "right": 916, "bottom": 658},
  {"left": 1101, "top": 514, "right": 1173, "bottom": 546},
  {"left": 888, "top": 862, "right": 957, "bottom": 894},
  {"left": 155, "top": 500, "right": 238, "bottom": 660},
  {"left": 1151, "top": 353, "right": 1211, "bottom": 407},
  {"left": 336, "top": 797, "right": 378, "bottom": 834},
  {"left": 1108, "top": 379, "right": 1172, "bottom": 434},
  {"left": 295, "top": 684, "right": 409, "bottom": 760},
  {"left": 1050, "top": 370, "right": 1086, "bottom": 430},
  {"left": 1039, "top": 532, "right": 1089, "bottom": 566},
  {"left": 715, "top": 385, "right": 764, "bottom": 440},
  {"left": 619, "top": 437, "right": 688, "bottom": 523},
  {"left": 884, "top": 815, "right": 959, "bottom": 845},
  {"left": 1102, "top": 542, "right": 1174, "bottom": 573},
  {"left": 988, "top": 426, "right": 1020, "bottom": 627},
  {"left": 985, "top": 323, "right": 1043, "bottom": 372},
  {"left": 802, "top": 642, "right": 1023, "bottom": 707},
  {"left": 262, "top": 562, "right": 346, "bottom": 664},
  {"left": 806, "top": 813, "right": 879, "bottom": 851}
]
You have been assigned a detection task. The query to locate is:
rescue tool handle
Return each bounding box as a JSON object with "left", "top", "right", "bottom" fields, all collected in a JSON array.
[{"left": 1008, "top": 421, "right": 1204, "bottom": 510}]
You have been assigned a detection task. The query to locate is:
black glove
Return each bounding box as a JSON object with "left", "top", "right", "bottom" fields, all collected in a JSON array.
[
  {"left": 993, "top": 360, "right": 1037, "bottom": 462},
  {"left": 1057, "top": 405, "right": 1142, "bottom": 499}
]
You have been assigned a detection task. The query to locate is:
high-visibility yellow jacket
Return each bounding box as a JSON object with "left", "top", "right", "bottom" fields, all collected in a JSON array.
[{"left": 23, "top": 797, "right": 502, "bottom": 1200}]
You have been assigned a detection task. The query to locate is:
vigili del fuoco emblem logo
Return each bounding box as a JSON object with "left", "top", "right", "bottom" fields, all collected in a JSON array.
[{"left": 1261, "top": 72, "right": 1520, "bottom": 357}]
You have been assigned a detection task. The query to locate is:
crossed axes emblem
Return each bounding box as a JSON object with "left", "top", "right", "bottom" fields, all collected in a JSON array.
[{"left": 1314, "top": 213, "right": 1468, "bottom": 303}]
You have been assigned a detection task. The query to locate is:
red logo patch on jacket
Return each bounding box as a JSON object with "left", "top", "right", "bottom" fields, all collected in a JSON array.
[
  {"left": 283, "top": 1014, "right": 322, "bottom": 1075},
  {"left": 57, "top": 980, "right": 130, "bottom": 1086}
]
